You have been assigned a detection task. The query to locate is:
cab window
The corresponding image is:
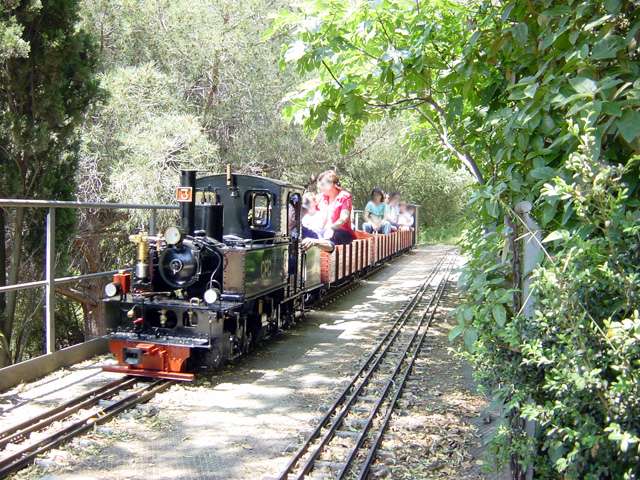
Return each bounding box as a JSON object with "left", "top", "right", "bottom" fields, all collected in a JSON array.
[
  {"left": 249, "top": 192, "right": 271, "bottom": 228},
  {"left": 287, "top": 193, "right": 301, "bottom": 237}
]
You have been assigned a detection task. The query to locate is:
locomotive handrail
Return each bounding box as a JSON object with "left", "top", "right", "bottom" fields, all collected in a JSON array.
[{"left": 0, "top": 198, "right": 177, "bottom": 358}]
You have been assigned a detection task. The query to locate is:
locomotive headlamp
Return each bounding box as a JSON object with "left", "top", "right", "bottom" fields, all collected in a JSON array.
[
  {"left": 204, "top": 288, "right": 220, "bottom": 304},
  {"left": 164, "top": 226, "right": 182, "bottom": 245},
  {"left": 104, "top": 282, "right": 120, "bottom": 298}
]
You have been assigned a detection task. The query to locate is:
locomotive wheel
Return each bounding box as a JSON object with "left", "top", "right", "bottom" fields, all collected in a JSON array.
[{"left": 203, "top": 342, "right": 224, "bottom": 370}]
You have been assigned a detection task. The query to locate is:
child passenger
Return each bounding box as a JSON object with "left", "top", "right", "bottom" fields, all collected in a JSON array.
[
  {"left": 398, "top": 201, "right": 414, "bottom": 231},
  {"left": 300, "top": 192, "right": 323, "bottom": 239},
  {"left": 300, "top": 193, "right": 335, "bottom": 252},
  {"left": 363, "top": 187, "right": 391, "bottom": 234}
]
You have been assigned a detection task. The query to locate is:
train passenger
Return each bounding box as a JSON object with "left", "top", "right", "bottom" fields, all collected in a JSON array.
[
  {"left": 384, "top": 192, "right": 401, "bottom": 232},
  {"left": 300, "top": 193, "right": 335, "bottom": 253},
  {"left": 362, "top": 187, "right": 391, "bottom": 234},
  {"left": 316, "top": 170, "right": 355, "bottom": 245},
  {"left": 300, "top": 192, "right": 323, "bottom": 239},
  {"left": 398, "top": 201, "right": 414, "bottom": 231}
]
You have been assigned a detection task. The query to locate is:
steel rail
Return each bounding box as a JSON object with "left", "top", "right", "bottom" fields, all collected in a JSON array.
[
  {"left": 336, "top": 255, "right": 456, "bottom": 479},
  {"left": 352, "top": 255, "right": 455, "bottom": 479},
  {"left": 278, "top": 261, "right": 438, "bottom": 479},
  {"left": 0, "top": 379, "right": 171, "bottom": 477},
  {"left": 0, "top": 377, "right": 137, "bottom": 449},
  {"left": 277, "top": 252, "right": 450, "bottom": 480}
]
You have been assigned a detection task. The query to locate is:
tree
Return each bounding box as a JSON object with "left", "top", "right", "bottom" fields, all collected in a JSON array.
[
  {"left": 275, "top": 0, "right": 640, "bottom": 477},
  {"left": 67, "top": 0, "right": 468, "bottom": 341},
  {"left": 0, "top": 0, "right": 102, "bottom": 365},
  {"left": 338, "top": 118, "right": 470, "bottom": 229},
  {"left": 270, "top": 0, "right": 486, "bottom": 183}
]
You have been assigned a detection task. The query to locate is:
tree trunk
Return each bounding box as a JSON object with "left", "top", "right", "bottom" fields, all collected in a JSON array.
[
  {"left": 82, "top": 281, "right": 108, "bottom": 338},
  {"left": 0, "top": 207, "right": 8, "bottom": 366},
  {"left": 1, "top": 207, "right": 25, "bottom": 366},
  {"left": 55, "top": 281, "right": 107, "bottom": 338}
]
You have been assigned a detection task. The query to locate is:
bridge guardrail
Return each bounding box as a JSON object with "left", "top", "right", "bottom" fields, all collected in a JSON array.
[{"left": 0, "top": 199, "right": 178, "bottom": 358}]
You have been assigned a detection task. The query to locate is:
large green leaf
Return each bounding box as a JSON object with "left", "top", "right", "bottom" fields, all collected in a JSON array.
[
  {"left": 617, "top": 110, "right": 640, "bottom": 143},
  {"left": 463, "top": 327, "right": 478, "bottom": 350},
  {"left": 592, "top": 34, "right": 624, "bottom": 60},
  {"left": 492, "top": 304, "right": 507, "bottom": 327},
  {"left": 569, "top": 77, "right": 597, "bottom": 94}
]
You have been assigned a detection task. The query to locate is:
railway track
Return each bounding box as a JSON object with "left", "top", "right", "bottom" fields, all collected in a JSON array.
[
  {"left": 277, "top": 251, "right": 455, "bottom": 480},
  {"left": 0, "top": 248, "right": 434, "bottom": 478},
  {"left": 0, "top": 377, "right": 171, "bottom": 477}
]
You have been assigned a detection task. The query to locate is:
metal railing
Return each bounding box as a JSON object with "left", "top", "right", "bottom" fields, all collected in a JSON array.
[{"left": 0, "top": 199, "right": 178, "bottom": 356}]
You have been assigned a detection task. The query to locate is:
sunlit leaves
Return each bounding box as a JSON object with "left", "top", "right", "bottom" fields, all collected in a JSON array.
[
  {"left": 272, "top": 0, "right": 484, "bottom": 173},
  {"left": 591, "top": 34, "right": 625, "bottom": 60},
  {"left": 284, "top": 40, "right": 307, "bottom": 62},
  {"left": 569, "top": 77, "right": 598, "bottom": 95},
  {"left": 493, "top": 304, "right": 507, "bottom": 327},
  {"left": 444, "top": 0, "right": 640, "bottom": 476}
]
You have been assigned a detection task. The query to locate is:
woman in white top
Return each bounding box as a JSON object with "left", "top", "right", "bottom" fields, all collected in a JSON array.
[
  {"left": 384, "top": 192, "right": 401, "bottom": 231},
  {"left": 300, "top": 192, "right": 335, "bottom": 252}
]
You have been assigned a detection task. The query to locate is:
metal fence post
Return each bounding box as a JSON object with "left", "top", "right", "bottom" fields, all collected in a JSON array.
[
  {"left": 413, "top": 205, "right": 419, "bottom": 244},
  {"left": 45, "top": 207, "right": 56, "bottom": 354},
  {"left": 514, "top": 201, "right": 542, "bottom": 320},
  {"left": 514, "top": 200, "right": 543, "bottom": 480}
]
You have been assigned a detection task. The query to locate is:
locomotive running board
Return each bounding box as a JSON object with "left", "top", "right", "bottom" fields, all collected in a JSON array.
[{"left": 102, "top": 365, "right": 194, "bottom": 381}]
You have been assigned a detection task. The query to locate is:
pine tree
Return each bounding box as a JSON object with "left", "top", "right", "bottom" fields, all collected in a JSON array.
[{"left": 0, "top": 0, "right": 102, "bottom": 364}]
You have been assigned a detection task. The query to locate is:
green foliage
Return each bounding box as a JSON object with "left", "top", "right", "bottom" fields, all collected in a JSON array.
[
  {"left": 276, "top": 0, "right": 640, "bottom": 477},
  {"left": 453, "top": 2, "right": 640, "bottom": 477},
  {"left": 0, "top": 0, "right": 102, "bottom": 363},
  {"left": 418, "top": 219, "right": 464, "bottom": 245},
  {"left": 78, "top": 64, "right": 218, "bottom": 225},
  {"left": 0, "top": 2, "right": 30, "bottom": 61},
  {"left": 78, "top": 0, "right": 341, "bottom": 185},
  {"left": 271, "top": 0, "right": 485, "bottom": 181},
  {"left": 0, "top": 0, "right": 102, "bottom": 198}
]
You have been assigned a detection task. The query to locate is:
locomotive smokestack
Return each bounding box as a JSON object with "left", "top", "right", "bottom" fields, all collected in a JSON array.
[{"left": 180, "top": 170, "right": 196, "bottom": 235}]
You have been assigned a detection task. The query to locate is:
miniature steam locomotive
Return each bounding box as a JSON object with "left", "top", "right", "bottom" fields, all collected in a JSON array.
[{"left": 103, "top": 169, "right": 416, "bottom": 380}]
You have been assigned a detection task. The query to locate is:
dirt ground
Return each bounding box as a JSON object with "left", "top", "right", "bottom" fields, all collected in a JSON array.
[{"left": 3, "top": 246, "right": 500, "bottom": 480}]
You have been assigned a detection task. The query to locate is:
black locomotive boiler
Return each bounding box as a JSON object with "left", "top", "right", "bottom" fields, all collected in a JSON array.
[{"left": 103, "top": 168, "right": 416, "bottom": 380}]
